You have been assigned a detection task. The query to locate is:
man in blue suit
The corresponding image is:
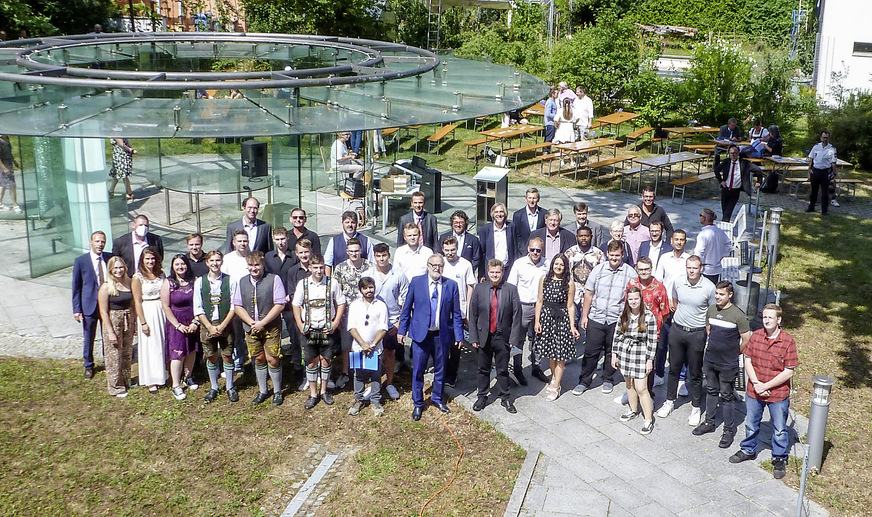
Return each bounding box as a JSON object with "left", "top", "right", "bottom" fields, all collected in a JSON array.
[
  {"left": 637, "top": 221, "right": 673, "bottom": 275},
  {"left": 478, "top": 203, "right": 516, "bottom": 280},
  {"left": 72, "top": 231, "right": 113, "bottom": 378},
  {"left": 398, "top": 253, "right": 465, "bottom": 421},
  {"left": 511, "top": 187, "right": 547, "bottom": 259}
]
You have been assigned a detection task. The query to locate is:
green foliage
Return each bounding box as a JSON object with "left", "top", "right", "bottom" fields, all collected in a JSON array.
[
  {"left": 805, "top": 91, "right": 872, "bottom": 170},
  {"left": 747, "top": 50, "right": 806, "bottom": 134},
  {"left": 627, "top": 71, "right": 682, "bottom": 127},
  {"left": 454, "top": 3, "right": 548, "bottom": 76},
  {"left": 550, "top": 10, "right": 649, "bottom": 111},
  {"left": 385, "top": 0, "right": 428, "bottom": 48},
  {"left": 0, "top": 0, "right": 116, "bottom": 37},
  {"left": 243, "top": 0, "right": 383, "bottom": 39},
  {"left": 680, "top": 39, "right": 752, "bottom": 125}
]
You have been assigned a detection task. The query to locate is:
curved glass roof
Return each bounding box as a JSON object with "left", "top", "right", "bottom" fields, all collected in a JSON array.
[{"left": 0, "top": 33, "right": 549, "bottom": 138}]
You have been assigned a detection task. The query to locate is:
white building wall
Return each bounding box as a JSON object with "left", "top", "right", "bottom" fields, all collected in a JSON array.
[{"left": 814, "top": 0, "right": 872, "bottom": 104}]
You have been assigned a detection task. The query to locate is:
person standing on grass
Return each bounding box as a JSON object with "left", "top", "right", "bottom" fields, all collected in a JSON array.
[
  {"left": 72, "top": 230, "right": 112, "bottom": 379},
  {"left": 611, "top": 287, "right": 657, "bottom": 435},
  {"left": 806, "top": 130, "right": 838, "bottom": 215},
  {"left": 161, "top": 255, "right": 201, "bottom": 401},
  {"left": 293, "top": 254, "right": 346, "bottom": 410},
  {"left": 97, "top": 257, "right": 135, "bottom": 398},
  {"left": 729, "top": 304, "right": 797, "bottom": 481},
  {"left": 333, "top": 238, "right": 374, "bottom": 391},
  {"left": 362, "top": 243, "right": 409, "bottom": 401},
  {"left": 193, "top": 250, "right": 238, "bottom": 403},
  {"left": 543, "top": 87, "right": 559, "bottom": 143},
  {"left": 287, "top": 238, "right": 314, "bottom": 391},
  {"left": 232, "top": 252, "right": 287, "bottom": 406},
  {"left": 693, "top": 281, "right": 751, "bottom": 449},
  {"left": 347, "top": 277, "right": 388, "bottom": 416}
]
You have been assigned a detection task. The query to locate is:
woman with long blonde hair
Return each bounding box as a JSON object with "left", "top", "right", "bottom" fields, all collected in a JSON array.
[{"left": 98, "top": 257, "right": 135, "bottom": 398}]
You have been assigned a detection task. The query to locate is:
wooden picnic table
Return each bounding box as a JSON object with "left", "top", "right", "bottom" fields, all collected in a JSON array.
[
  {"left": 595, "top": 111, "right": 640, "bottom": 137},
  {"left": 480, "top": 124, "right": 543, "bottom": 151},
  {"left": 522, "top": 103, "right": 545, "bottom": 117},
  {"left": 662, "top": 126, "right": 719, "bottom": 151},
  {"left": 633, "top": 151, "right": 708, "bottom": 195},
  {"left": 553, "top": 139, "right": 623, "bottom": 176}
]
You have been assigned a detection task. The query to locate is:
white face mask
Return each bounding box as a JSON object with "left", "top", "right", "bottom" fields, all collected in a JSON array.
[{"left": 135, "top": 225, "right": 148, "bottom": 238}]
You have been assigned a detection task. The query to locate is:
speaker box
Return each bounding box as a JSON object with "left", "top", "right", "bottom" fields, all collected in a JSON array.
[{"left": 241, "top": 140, "right": 268, "bottom": 177}]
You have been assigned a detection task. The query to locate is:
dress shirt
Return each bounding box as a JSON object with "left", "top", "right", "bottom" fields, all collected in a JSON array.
[
  {"left": 726, "top": 159, "right": 741, "bottom": 189},
  {"left": 493, "top": 225, "right": 509, "bottom": 264},
  {"left": 574, "top": 95, "right": 594, "bottom": 129},
  {"left": 242, "top": 220, "right": 260, "bottom": 252},
  {"left": 544, "top": 98, "right": 558, "bottom": 127},
  {"left": 362, "top": 266, "right": 408, "bottom": 326},
  {"left": 193, "top": 274, "right": 226, "bottom": 321},
  {"left": 526, "top": 209, "right": 541, "bottom": 231},
  {"left": 623, "top": 224, "right": 650, "bottom": 265},
  {"left": 452, "top": 232, "right": 466, "bottom": 253},
  {"left": 429, "top": 278, "right": 443, "bottom": 331},
  {"left": 646, "top": 239, "right": 665, "bottom": 273},
  {"left": 220, "top": 252, "right": 251, "bottom": 295},
  {"left": 808, "top": 142, "right": 837, "bottom": 170},
  {"left": 394, "top": 245, "right": 433, "bottom": 282},
  {"left": 584, "top": 262, "right": 637, "bottom": 325},
  {"left": 347, "top": 298, "right": 389, "bottom": 354},
  {"left": 506, "top": 256, "right": 548, "bottom": 304},
  {"left": 231, "top": 274, "right": 286, "bottom": 321},
  {"left": 323, "top": 232, "right": 374, "bottom": 267},
  {"left": 90, "top": 252, "right": 108, "bottom": 283},
  {"left": 132, "top": 236, "right": 148, "bottom": 271},
  {"left": 694, "top": 225, "right": 732, "bottom": 276},
  {"left": 543, "top": 231, "right": 562, "bottom": 264},
  {"left": 443, "top": 257, "right": 476, "bottom": 319},
  {"left": 655, "top": 251, "right": 690, "bottom": 302},
  {"left": 292, "top": 276, "right": 346, "bottom": 329}
]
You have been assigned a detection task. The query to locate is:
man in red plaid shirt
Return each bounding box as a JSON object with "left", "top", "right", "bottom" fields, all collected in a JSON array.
[{"left": 728, "top": 303, "right": 798, "bottom": 480}]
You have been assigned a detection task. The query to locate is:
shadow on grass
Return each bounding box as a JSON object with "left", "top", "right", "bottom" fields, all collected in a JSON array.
[{"left": 776, "top": 211, "right": 872, "bottom": 388}]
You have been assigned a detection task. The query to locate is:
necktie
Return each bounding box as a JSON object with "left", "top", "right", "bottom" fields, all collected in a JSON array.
[
  {"left": 429, "top": 282, "right": 438, "bottom": 328},
  {"left": 417, "top": 214, "right": 423, "bottom": 233},
  {"left": 489, "top": 287, "right": 498, "bottom": 333},
  {"left": 729, "top": 161, "right": 736, "bottom": 189},
  {"left": 97, "top": 257, "right": 105, "bottom": 285}
]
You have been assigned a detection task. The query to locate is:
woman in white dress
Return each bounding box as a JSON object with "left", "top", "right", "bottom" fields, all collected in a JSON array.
[
  {"left": 553, "top": 98, "right": 579, "bottom": 167},
  {"left": 132, "top": 247, "right": 167, "bottom": 393}
]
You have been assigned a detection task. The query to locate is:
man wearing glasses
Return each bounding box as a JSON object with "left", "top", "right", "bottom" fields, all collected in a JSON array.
[
  {"left": 398, "top": 254, "right": 464, "bottom": 421},
  {"left": 623, "top": 206, "right": 651, "bottom": 266},
  {"left": 507, "top": 237, "right": 550, "bottom": 385},
  {"left": 287, "top": 208, "right": 321, "bottom": 258}
]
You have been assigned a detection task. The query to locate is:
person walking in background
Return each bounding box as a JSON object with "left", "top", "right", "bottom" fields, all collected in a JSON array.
[
  {"left": 97, "top": 257, "right": 135, "bottom": 398},
  {"left": 108, "top": 137, "right": 137, "bottom": 201},
  {"left": 0, "top": 134, "right": 22, "bottom": 212}
]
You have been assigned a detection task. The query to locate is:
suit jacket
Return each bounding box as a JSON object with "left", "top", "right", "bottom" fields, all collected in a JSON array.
[
  {"left": 718, "top": 123, "right": 743, "bottom": 141},
  {"left": 530, "top": 227, "right": 576, "bottom": 258},
  {"left": 563, "top": 221, "right": 606, "bottom": 249},
  {"left": 72, "top": 251, "right": 113, "bottom": 315},
  {"left": 638, "top": 240, "right": 674, "bottom": 263},
  {"left": 478, "top": 222, "right": 517, "bottom": 272},
  {"left": 397, "top": 211, "right": 439, "bottom": 250},
  {"left": 600, "top": 240, "right": 634, "bottom": 267},
  {"left": 714, "top": 158, "right": 764, "bottom": 196},
  {"left": 439, "top": 230, "right": 483, "bottom": 276},
  {"left": 224, "top": 218, "right": 273, "bottom": 254},
  {"left": 512, "top": 207, "right": 547, "bottom": 258},
  {"left": 468, "top": 281, "right": 524, "bottom": 347},
  {"left": 398, "top": 275, "right": 464, "bottom": 347},
  {"left": 264, "top": 250, "right": 297, "bottom": 297},
  {"left": 111, "top": 232, "right": 163, "bottom": 272}
]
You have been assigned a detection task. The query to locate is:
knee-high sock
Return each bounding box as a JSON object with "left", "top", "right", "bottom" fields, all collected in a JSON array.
[
  {"left": 306, "top": 366, "right": 319, "bottom": 383},
  {"left": 254, "top": 362, "right": 269, "bottom": 394},
  {"left": 268, "top": 366, "right": 282, "bottom": 394},
  {"left": 223, "top": 362, "right": 235, "bottom": 390},
  {"left": 206, "top": 360, "right": 220, "bottom": 390}
]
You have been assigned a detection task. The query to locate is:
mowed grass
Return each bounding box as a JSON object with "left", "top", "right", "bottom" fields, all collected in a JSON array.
[
  {"left": 0, "top": 358, "right": 522, "bottom": 517},
  {"left": 773, "top": 211, "right": 872, "bottom": 516}
]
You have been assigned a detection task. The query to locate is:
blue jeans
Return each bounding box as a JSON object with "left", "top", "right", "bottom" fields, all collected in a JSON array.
[{"left": 740, "top": 395, "right": 791, "bottom": 460}]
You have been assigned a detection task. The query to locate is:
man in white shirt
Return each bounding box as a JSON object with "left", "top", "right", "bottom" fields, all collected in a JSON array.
[
  {"left": 223, "top": 196, "right": 272, "bottom": 254},
  {"left": 330, "top": 132, "right": 363, "bottom": 179},
  {"left": 441, "top": 236, "right": 477, "bottom": 386},
  {"left": 694, "top": 208, "right": 732, "bottom": 284},
  {"left": 806, "top": 130, "right": 838, "bottom": 214},
  {"left": 653, "top": 229, "right": 691, "bottom": 387},
  {"left": 479, "top": 203, "right": 515, "bottom": 277},
  {"left": 507, "top": 237, "right": 550, "bottom": 384},
  {"left": 638, "top": 221, "right": 671, "bottom": 275},
  {"left": 394, "top": 223, "right": 433, "bottom": 282},
  {"left": 573, "top": 86, "right": 594, "bottom": 140},
  {"left": 221, "top": 230, "right": 252, "bottom": 371},
  {"left": 347, "top": 277, "right": 389, "bottom": 416}
]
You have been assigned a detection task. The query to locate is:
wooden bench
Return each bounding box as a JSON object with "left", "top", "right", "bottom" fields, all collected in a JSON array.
[
  {"left": 783, "top": 177, "right": 809, "bottom": 200},
  {"left": 619, "top": 165, "right": 652, "bottom": 194},
  {"left": 537, "top": 152, "right": 562, "bottom": 176},
  {"left": 463, "top": 137, "right": 489, "bottom": 161},
  {"left": 626, "top": 126, "right": 653, "bottom": 151},
  {"left": 671, "top": 172, "right": 717, "bottom": 204},
  {"left": 427, "top": 123, "right": 458, "bottom": 153},
  {"left": 685, "top": 144, "right": 715, "bottom": 153},
  {"left": 835, "top": 178, "right": 865, "bottom": 199},
  {"left": 502, "top": 141, "right": 553, "bottom": 169},
  {"left": 579, "top": 154, "right": 636, "bottom": 182}
]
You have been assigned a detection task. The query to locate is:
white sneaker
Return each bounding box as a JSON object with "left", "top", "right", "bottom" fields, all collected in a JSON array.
[
  {"left": 12, "top": 206, "right": 22, "bottom": 213},
  {"left": 653, "top": 375, "right": 665, "bottom": 387},
  {"left": 613, "top": 393, "right": 628, "bottom": 405},
  {"left": 386, "top": 384, "right": 400, "bottom": 400},
  {"left": 172, "top": 386, "right": 186, "bottom": 401},
  {"left": 298, "top": 379, "right": 309, "bottom": 391},
  {"left": 831, "top": 199, "right": 840, "bottom": 207},
  {"left": 116, "top": 391, "right": 129, "bottom": 398},
  {"left": 678, "top": 381, "right": 689, "bottom": 397},
  {"left": 687, "top": 407, "right": 702, "bottom": 426},
  {"left": 362, "top": 385, "right": 372, "bottom": 401},
  {"left": 656, "top": 399, "right": 674, "bottom": 418},
  {"left": 0, "top": 204, "right": 8, "bottom": 211}
]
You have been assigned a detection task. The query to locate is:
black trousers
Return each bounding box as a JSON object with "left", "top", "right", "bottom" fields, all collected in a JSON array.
[
  {"left": 808, "top": 168, "right": 830, "bottom": 213},
  {"left": 720, "top": 186, "right": 743, "bottom": 222},
  {"left": 704, "top": 361, "right": 739, "bottom": 432},
  {"left": 579, "top": 319, "right": 617, "bottom": 387},
  {"left": 667, "top": 326, "right": 706, "bottom": 407},
  {"left": 477, "top": 332, "right": 510, "bottom": 400}
]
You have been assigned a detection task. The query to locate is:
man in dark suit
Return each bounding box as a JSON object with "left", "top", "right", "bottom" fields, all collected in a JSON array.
[
  {"left": 512, "top": 187, "right": 546, "bottom": 259},
  {"left": 714, "top": 145, "right": 763, "bottom": 222},
  {"left": 478, "top": 203, "right": 516, "bottom": 279},
  {"left": 564, "top": 201, "right": 606, "bottom": 249},
  {"left": 715, "top": 117, "right": 743, "bottom": 166},
  {"left": 398, "top": 253, "right": 464, "bottom": 421},
  {"left": 468, "top": 259, "right": 524, "bottom": 413},
  {"left": 439, "top": 210, "right": 482, "bottom": 276},
  {"left": 224, "top": 196, "right": 273, "bottom": 254},
  {"left": 72, "top": 231, "right": 112, "bottom": 378},
  {"left": 530, "top": 208, "right": 575, "bottom": 265},
  {"left": 637, "top": 221, "right": 673, "bottom": 275},
  {"left": 396, "top": 191, "right": 438, "bottom": 250},
  {"left": 111, "top": 214, "right": 164, "bottom": 273}
]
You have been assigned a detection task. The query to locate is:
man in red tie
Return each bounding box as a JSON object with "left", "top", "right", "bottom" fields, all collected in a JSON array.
[
  {"left": 714, "top": 145, "right": 764, "bottom": 222},
  {"left": 468, "top": 259, "right": 524, "bottom": 413}
]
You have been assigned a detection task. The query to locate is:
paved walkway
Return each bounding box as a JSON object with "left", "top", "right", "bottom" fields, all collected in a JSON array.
[{"left": 0, "top": 173, "right": 830, "bottom": 517}]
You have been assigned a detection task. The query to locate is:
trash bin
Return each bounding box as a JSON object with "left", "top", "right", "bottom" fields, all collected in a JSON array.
[{"left": 734, "top": 279, "right": 760, "bottom": 317}]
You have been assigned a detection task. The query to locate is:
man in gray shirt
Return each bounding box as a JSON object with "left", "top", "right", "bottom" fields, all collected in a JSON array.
[
  {"left": 657, "top": 255, "right": 715, "bottom": 426},
  {"left": 574, "top": 240, "right": 637, "bottom": 396}
]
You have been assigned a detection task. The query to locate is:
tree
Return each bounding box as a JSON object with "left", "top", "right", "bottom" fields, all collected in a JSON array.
[
  {"left": 1, "top": 0, "right": 115, "bottom": 37},
  {"left": 680, "top": 39, "right": 752, "bottom": 125},
  {"left": 243, "top": 0, "right": 383, "bottom": 39}
]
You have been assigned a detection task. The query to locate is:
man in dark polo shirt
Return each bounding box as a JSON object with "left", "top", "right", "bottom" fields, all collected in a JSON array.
[
  {"left": 185, "top": 232, "right": 209, "bottom": 277},
  {"left": 693, "top": 281, "right": 751, "bottom": 448}
]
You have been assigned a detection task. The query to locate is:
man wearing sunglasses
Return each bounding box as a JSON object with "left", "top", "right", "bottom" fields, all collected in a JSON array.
[{"left": 507, "top": 238, "right": 550, "bottom": 385}]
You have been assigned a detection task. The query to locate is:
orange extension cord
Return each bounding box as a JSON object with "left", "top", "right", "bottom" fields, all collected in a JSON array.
[{"left": 419, "top": 411, "right": 465, "bottom": 516}]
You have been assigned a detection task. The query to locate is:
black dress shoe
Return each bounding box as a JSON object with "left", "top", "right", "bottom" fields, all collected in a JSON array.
[
  {"left": 501, "top": 398, "right": 517, "bottom": 414},
  {"left": 304, "top": 395, "right": 319, "bottom": 410},
  {"left": 84, "top": 368, "right": 94, "bottom": 379},
  {"left": 514, "top": 370, "right": 528, "bottom": 386},
  {"left": 227, "top": 388, "right": 239, "bottom": 403},
  {"left": 272, "top": 392, "right": 284, "bottom": 406},
  {"left": 531, "top": 367, "right": 550, "bottom": 384},
  {"left": 204, "top": 388, "right": 220, "bottom": 403},
  {"left": 321, "top": 392, "right": 335, "bottom": 405},
  {"left": 252, "top": 391, "right": 271, "bottom": 405},
  {"left": 412, "top": 406, "right": 423, "bottom": 421},
  {"left": 473, "top": 397, "right": 487, "bottom": 411},
  {"left": 433, "top": 401, "right": 451, "bottom": 413}
]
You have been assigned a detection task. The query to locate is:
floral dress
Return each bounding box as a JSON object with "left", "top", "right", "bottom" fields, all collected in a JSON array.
[{"left": 535, "top": 279, "right": 575, "bottom": 361}]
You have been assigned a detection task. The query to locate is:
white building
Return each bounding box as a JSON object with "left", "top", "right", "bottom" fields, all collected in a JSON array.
[{"left": 813, "top": 0, "right": 872, "bottom": 105}]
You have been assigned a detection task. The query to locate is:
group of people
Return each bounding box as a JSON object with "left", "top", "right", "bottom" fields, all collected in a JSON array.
[
  {"left": 71, "top": 188, "right": 797, "bottom": 477},
  {"left": 543, "top": 82, "right": 595, "bottom": 155}
]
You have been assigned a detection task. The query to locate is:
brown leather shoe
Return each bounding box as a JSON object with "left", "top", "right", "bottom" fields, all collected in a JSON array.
[{"left": 84, "top": 368, "right": 94, "bottom": 379}]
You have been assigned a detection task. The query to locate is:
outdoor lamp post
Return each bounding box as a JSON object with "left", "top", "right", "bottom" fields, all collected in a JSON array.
[
  {"left": 807, "top": 375, "right": 835, "bottom": 472},
  {"left": 764, "top": 207, "right": 783, "bottom": 304}
]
